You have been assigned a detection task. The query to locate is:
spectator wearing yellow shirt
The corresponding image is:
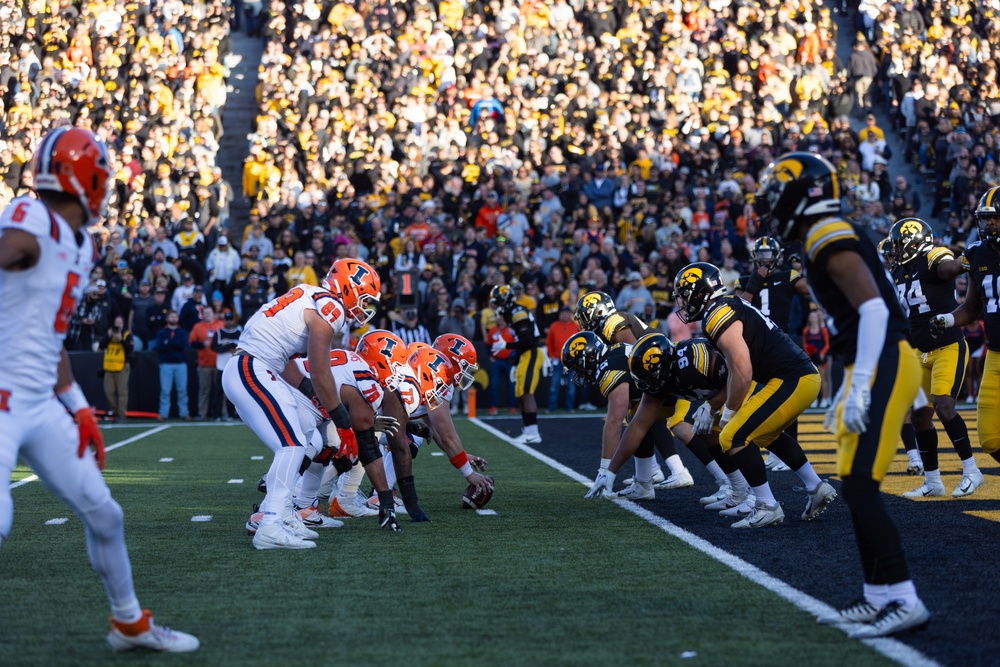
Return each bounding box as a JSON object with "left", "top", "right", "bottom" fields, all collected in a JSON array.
[{"left": 285, "top": 251, "right": 319, "bottom": 286}]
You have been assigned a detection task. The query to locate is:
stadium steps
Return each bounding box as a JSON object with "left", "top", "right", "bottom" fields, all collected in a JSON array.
[{"left": 219, "top": 31, "right": 264, "bottom": 247}]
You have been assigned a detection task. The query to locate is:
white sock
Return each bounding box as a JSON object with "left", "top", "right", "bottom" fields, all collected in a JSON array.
[
  {"left": 750, "top": 482, "right": 776, "bottom": 507},
  {"left": 337, "top": 462, "right": 366, "bottom": 499},
  {"left": 261, "top": 448, "right": 306, "bottom": 525},
  {"left": 294, "top": 461, "right": 324, "bottom": 508},
  {"left": 664, "top": 454, "right": 685, "bottom": 475},
  {"left": 886, "top": 580, "right": 919, "bottom": 608},
  {"left": 111, "top": 598, "right": 143, "bottom": 624},
  {"left": 727, "top": 471, "right": 748, "bottom": 495},
  {"left": 863, "top": 583, "right": 890, "bottom": 607},
  {"left": 925, "top": 469, "right": 941, "bottom": 484},
  {"left": 525, "top": 424, "right": 539, "bottom": 436},
  {"left": 318, "top": 465, "right": 339, "bottom": 498},
  {"left": 794, "top": 462, "right": 823, "bottom": 492},
  {"left": 907, "top": 449, "right": 922, "bottom": 466},
  {"left": 383, "top": 449, "right": 397, "bottom": 489},
  {"left": 705, "top": 460, "right": 728, "bottom": 486},
  {"left": 635, "top": 456, "right": 656, "bottom": 483},
  {"left": 961, "top": 457, "right": 980, "bottom": 474}
]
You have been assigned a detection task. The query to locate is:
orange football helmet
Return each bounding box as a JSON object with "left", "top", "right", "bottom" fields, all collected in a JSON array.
[
  {"left": 408, "top": 346, "right": 455, "bottom": 411},
  {"left": 323, "top": 258, "right": 381, "bottom": 325},
  {"left": 433, "top": 334, "right": 478, "bottom": 390},
  {"left": 355, "top": 329, "right": 409, "bottom": 391},
  {"left": 408, "top": 341, "right": 431, "bottom": 356},
  {"left": 31, "top": 126, "right": 112, "bottom": 223}
]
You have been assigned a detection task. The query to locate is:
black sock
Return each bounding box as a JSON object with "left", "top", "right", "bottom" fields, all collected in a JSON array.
[
  {"left": 841, "top": 476, "right": 911, "bottom": 584},
  {"left": 942, "top": 413, "right": 973, "bottom": 460},
  {"left": 900, "top": 423, "right": 917, "bottom": 452},
  {"left": 523, "top": 412, "right": 537, "bottom": 427},
  {"left": 730, "top": 446, "right": 767, "bottom": 487},
  {"left": 916, "top": 428, "right": 939, "bottom": 471},
  {"left": 766, "top": 432, "right": 809, "bottom": 470},
  {"left": 686, "top": 435, "right": 715, "bottom": 467},
  {"left": 651, "top": 421, "right": 677, "bottom": 459},
  {"left": 712, "top": 444, "right": 739, "bottom": 474},
  {"left": 377, "top": 489, "right": 395, "bottom": 511}
]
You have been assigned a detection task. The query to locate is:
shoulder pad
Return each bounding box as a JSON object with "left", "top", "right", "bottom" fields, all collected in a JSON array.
[
  {"left": 926, "top": 246, "right": 954, "bottom": 269},
  {"left": 601, "top": 312, "right": 626, "bottom": 341},
  {"left": 0, "top": 197, "right": 60, "bottom": 241},
  {"left": 805, "top": 218, "right": 859, "bottom": 263},
  {"left": 511, "top": 309, "right": 528, "bottom": 323},
  {"left": 704, "top": 298, "right": 738, "bottom": 340}
]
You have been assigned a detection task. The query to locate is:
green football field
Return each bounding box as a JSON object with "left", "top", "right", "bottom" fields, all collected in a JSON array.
[{"left": 2, "top": 421, "right": 911, "bottom": 667}]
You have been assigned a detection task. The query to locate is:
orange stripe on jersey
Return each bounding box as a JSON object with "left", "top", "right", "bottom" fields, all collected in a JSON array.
[{"left": 240, "top": 355, "right": 296, "bottom": 446}]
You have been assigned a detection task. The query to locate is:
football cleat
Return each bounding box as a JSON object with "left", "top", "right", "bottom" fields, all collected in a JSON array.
[
  {"left": 513, "top": 432, "right": 543, "bottom": 445},
  {"left": 731, "top": 501, "right": 785, "bottom": 528},
  {"left": 329, "top": 494, "right": 379, "bottom": 517},
  {"left": 656, "top": 468, "right": 694, "bottom": 489},
  {"left": 622, "top": 467, "right": 666, "bottom": 486},
  {"left": 295, "top": 505, "right": 345, "bottom": 528},
  {"left": 245, "top": 506, "right": 264, "bottom": 535},
  {"left": 764, "top": 453, "right": 791, "bottom": 471},
  {"left": 706, "top": 491, "right": 753, "bottom": 513},
  {"left": 107, "top": 610, "right": 200, "bottom": 653},
  {"left": 801, "top": 481, "right": 837, "bottom": 521},
  {"left": 367, "top": 491, "right": 408, "bottom": 515},
  {"left": 614, "top": 482, "right": 655, "bottom": 500},
  {"left": 718, "top": 496, "right": 755, "bottom": 518},
  {"left": 700, "top": 483, "right": 732, "bottom": 505},
  {"left": 817, "top": 599, "right": 881, "bottom": 625},
  {"left": 952, "top": 470, "right": 985, "bottom": 497},
  {"left": 902, "top": 480, "right": 946, "bottom": 498},
  {"left": 848, "top": 600, "right": 931, "bottom": 638},
  {"left": 252, "top": 522, "right": 316, "bottom": 550}
]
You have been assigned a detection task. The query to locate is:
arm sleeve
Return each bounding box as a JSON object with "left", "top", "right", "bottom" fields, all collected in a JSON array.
[{"left": 852, "top": 298, "right": 889, "bottom": 383}]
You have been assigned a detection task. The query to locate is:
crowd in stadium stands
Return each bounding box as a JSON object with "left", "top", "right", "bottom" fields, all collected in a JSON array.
[{"left": 0, "top": 0, "right": 994, "bottom": 416}]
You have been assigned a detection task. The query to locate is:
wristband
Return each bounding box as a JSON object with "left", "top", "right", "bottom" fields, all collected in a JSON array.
[
  {"left": 57, "top": 382, "right": 89, "bottom": 414},
  {"left": 600, "top": 457, "right": 611, "bottom": 470},
  {"left": 329, "top": 403, "right": 352, "bottom": 430},
  {"left": 721, "top": 405, "right": 738, "bottom": 422},
  {"left": 298, "top": 376, "right": 316, "bottom": 398},
  {"left": 450, "top": 451, "right": 474, "bottom": 477}
]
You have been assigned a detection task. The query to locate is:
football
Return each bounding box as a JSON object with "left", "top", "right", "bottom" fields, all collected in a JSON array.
[{"left": 461, "top": 477, "right": 495, "bottom": 509}]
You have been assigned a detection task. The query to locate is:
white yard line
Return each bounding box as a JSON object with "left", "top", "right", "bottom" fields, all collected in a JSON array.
[
  {"left": 468, "top": 418, "right": 941, "bottom": 667},
  {"left": 11, "top": 425, "right": 172, "bottom": 490}
]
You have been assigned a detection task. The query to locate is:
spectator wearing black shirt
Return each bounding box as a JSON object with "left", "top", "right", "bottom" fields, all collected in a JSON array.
[
  {"left": 146, "top": 287, "right": 171, "bottom": 341},
  {"left": 236, "top": 273, "right": 268, "bottom": 326}
]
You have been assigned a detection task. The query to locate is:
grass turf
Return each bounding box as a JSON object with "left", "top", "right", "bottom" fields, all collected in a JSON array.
[{"left": 1, "top": 422, "right": 896, "bottom": 667}]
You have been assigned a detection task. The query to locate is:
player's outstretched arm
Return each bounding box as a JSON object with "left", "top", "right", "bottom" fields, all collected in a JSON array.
[
  {"left": 428, "top": 405, "right": 493, "bottom": 494},
  {"left": 602, "top": 384, "right": 631, "bottom": 463},
  {"left": 0, "top": 228, "right": 40, "bottom": 271},
  {"left": 933, "top": 281, "right": 983, "bottom": 332}
]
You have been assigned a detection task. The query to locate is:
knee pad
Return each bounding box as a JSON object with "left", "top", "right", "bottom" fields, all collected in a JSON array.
[
  {"left": 79, "top": 497, "right": 125, "bottom": 541},
  {"left": 357, "top": 428, "right": 381, "bottom": 466}
]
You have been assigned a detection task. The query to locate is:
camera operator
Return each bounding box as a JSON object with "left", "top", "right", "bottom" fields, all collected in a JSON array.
[{"left": 100, "top": 315, "right": 134, "bottom": 422}]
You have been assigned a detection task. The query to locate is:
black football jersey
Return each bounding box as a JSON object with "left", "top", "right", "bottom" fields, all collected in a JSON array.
[
  {"left": 961, "top": 240, "right": 1000, "bottom": 352},
  {"left": 736, "top": 268, "right": 803, "bottom": 334},
  {"left": 703, "top": 295, "right": 815, "bottom": 380},
  {"left": 600, "top": 311, "right": 651, "bottom": 343},
  {"left": 803, "top": 217, "right": 908, "bottom": 363},
  {"left": 670, "top": 337, "right": 728, "bottom": 401},
  {"left": 891, "top": 246, "right": 962, "bottom": 352},
  {"left": 505, "top": 304, "right": 542, "bottom": 350},
  {"left": 595, "top": 343, "right": 642, "bottom": 402}
]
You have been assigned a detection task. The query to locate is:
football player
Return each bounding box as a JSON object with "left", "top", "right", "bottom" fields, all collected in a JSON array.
[
  {"left": 0, "top": 127, "right": 197, "bottom": 651},
  {"left": 490, "top": 284, "right": 545, "bottom": 444},
  {"left": 932, "top": 185, "right": 1000, "bottom": 471},
  {"left": 887, "top": 218, "right": 982, "bottom": 498},
  {"left": 673, "top": 262, "right": 836, "bottom": 528},
  {"left": 222, "top": 258, "right": 396, "bottom": 547},
  {"left": 570, "top": 332, "right": 744, "bottom": 504},
  {"left": 736, "top": 236, "right": 811, "bottom": 472},
  {"left": 574, "top": 291, "right": 692, "bottom": 488},
  {"left": 759, "top": 151, "right": 928, "bottom": 636}
]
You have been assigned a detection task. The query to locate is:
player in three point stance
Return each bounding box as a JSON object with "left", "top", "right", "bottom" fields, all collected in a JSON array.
[
  {"left": 673, "top": 262, "right": 836, "bottom": 528},
  {"left": 759, "top": 151, "right": 929, "bottom": 637},
  {"left": 490, "top": 284, "right": 545, "bottom": 444},
  {"left": 886, "top": 218, "right": 982, "bottom": 498},
  {"left": 0, "top": 127, "right": 197, "bottom": 651},
  {"left": 932, "top": 185, "right": 1000, "bottom": 475}
]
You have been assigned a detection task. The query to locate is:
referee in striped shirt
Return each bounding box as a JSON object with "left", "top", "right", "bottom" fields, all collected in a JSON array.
[{"left": 393, "top": 308, "right": 432, "bottom": 346}]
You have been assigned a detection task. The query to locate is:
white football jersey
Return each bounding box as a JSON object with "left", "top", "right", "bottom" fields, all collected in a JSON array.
[
  {"left": 296, "top": 350, "right": 385, "bottom": 423},
  {"left": 239, "top": 284, "right": 348, "bottom": 372},
  {"left": 0, "top": 197, "right": 95, "bottom": 396},
  {"left": 395, "top": 366, "right": 422, "bottom": 417}
]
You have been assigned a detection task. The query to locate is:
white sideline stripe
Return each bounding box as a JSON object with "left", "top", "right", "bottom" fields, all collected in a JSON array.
[
  {"left": 11, "top": 425, "right": 172, "bottom": 490},
  {"left": 228, "top": 479, "right": 244, "bottom": 484},
  {"left": 101, "top": 422, "right": 245, "bottom": 430},
  {"left": 191, "top": 515, "right": 213, "bottom": 522},
  {"left": 468, "top": 418, "right": 941, "bottom": 667},
  {"left": 44, "top": 518, "right": 69, "bottom": 525}
]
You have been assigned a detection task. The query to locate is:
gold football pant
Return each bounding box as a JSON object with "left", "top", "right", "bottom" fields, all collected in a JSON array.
[{"left": 720, "top": 372, "right": 820, "bottom": 451}]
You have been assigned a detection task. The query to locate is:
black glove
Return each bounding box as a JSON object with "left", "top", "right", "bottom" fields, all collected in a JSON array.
[
  {"left": 406, "top": 420, "right": 432, "bottom": 439},
  {"left": 399, "top": 475, "right": 430, "bottom": 522},
  {"left": 379, "top": 508, "right": 401, "bottom": 531}
]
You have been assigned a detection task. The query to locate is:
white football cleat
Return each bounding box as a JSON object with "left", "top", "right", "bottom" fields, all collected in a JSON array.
[
  {"left": 513, "top": 432, "right": 543, "bottom": 445},
  {"left": 282, "top": 508, "right": 319, "bottom": 539},
  {"left": 764, "top": 453, "right": 791, "bottom": 471},
  {"left": 329, "top": 494, "right": 379, "bottom": 517},
  {"left": 366, "top": 491, "right": 408, "bottom": 515},
  {"left": 656, "top": 468, "right": 694, "bottom": 489},
  {"left": 107, "top": 610, "right": 200, "bottom": 653},
  {"left": 952, "top": 470, "right": 985, "bottom": 497},
  {"left": 295, "top": 505, "right": 344, "bottom": 528},
  {"left": 801, "top": 481, "right": 837, "bottom": 521},
  {"left": 252, "top": 522, "right": 316, "bottom": 550},
  {"left": 614, "top": 482, "right": 655, "bottom": 500},
  {"left": 817, "top": 599, "right": 881, "bottom": 625},
  {"left": 700, "top": 483, "right": 732, "bottom": 505},
  {"left": 731, "top": 501, "right": 785, "bottom": 528},
  {"left": 623, "top": 467, "right": 666, "bottom": 486},
  {"left": 848, "top": 600, "right": 931, "bottom": 638},
  {"left": 902, "top": 480, "right": 946, "bottom": 498}
]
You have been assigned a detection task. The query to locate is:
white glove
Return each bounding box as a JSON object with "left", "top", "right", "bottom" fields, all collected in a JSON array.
[
  {"left": 842, "top": 377, "right": 872, "bottom": 434},
  {"left": 719, "top": 405, "right": 738, "bottom": 429},
  {"left": 692, "top": 402, "right": 715, "bottom": 435},
  {"left": 824, "top": 382, "right": 845, "bottom": 433},
  {"left": 585, "top": 469, "right": 615, "bottom": 499},
  {"left": 929, "top": 313, "right": 955, "bottom": 337},
  {"left": 374, "top": 414, "right": 400, "bottom": 437},
  {"left": 491, "top": 340, "right": 507, "bottom": 355},
  {"left": 540, "top": 349, "right": 552, "bottom": 377}
]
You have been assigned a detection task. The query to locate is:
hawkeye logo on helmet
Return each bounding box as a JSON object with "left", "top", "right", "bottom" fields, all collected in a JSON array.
[
  {"left": 582, "top": 292, "right": 602, "bottom": 308},
  {"left": 641, "top": 346, "right": 662, "bottom": 371},
  {"left": 900, "top": 220, "right": 923, "bottom": 236},
  {"left": 569, "top": 336, "right": 588, "bottom": 356},
  {"left": 772, "top": 159, "right": 803, "bottom": 183},
  {"left": 679, "top": 267, "right": 702, "bottom": 285}
]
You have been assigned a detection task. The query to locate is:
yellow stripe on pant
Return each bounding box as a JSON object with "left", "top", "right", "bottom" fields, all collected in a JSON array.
[
  {"left": 836, "top": 340, "right": 921, "bottom": 481},
  {"left": 720, "top": 372, "right": 821, "bottom": 451}
]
